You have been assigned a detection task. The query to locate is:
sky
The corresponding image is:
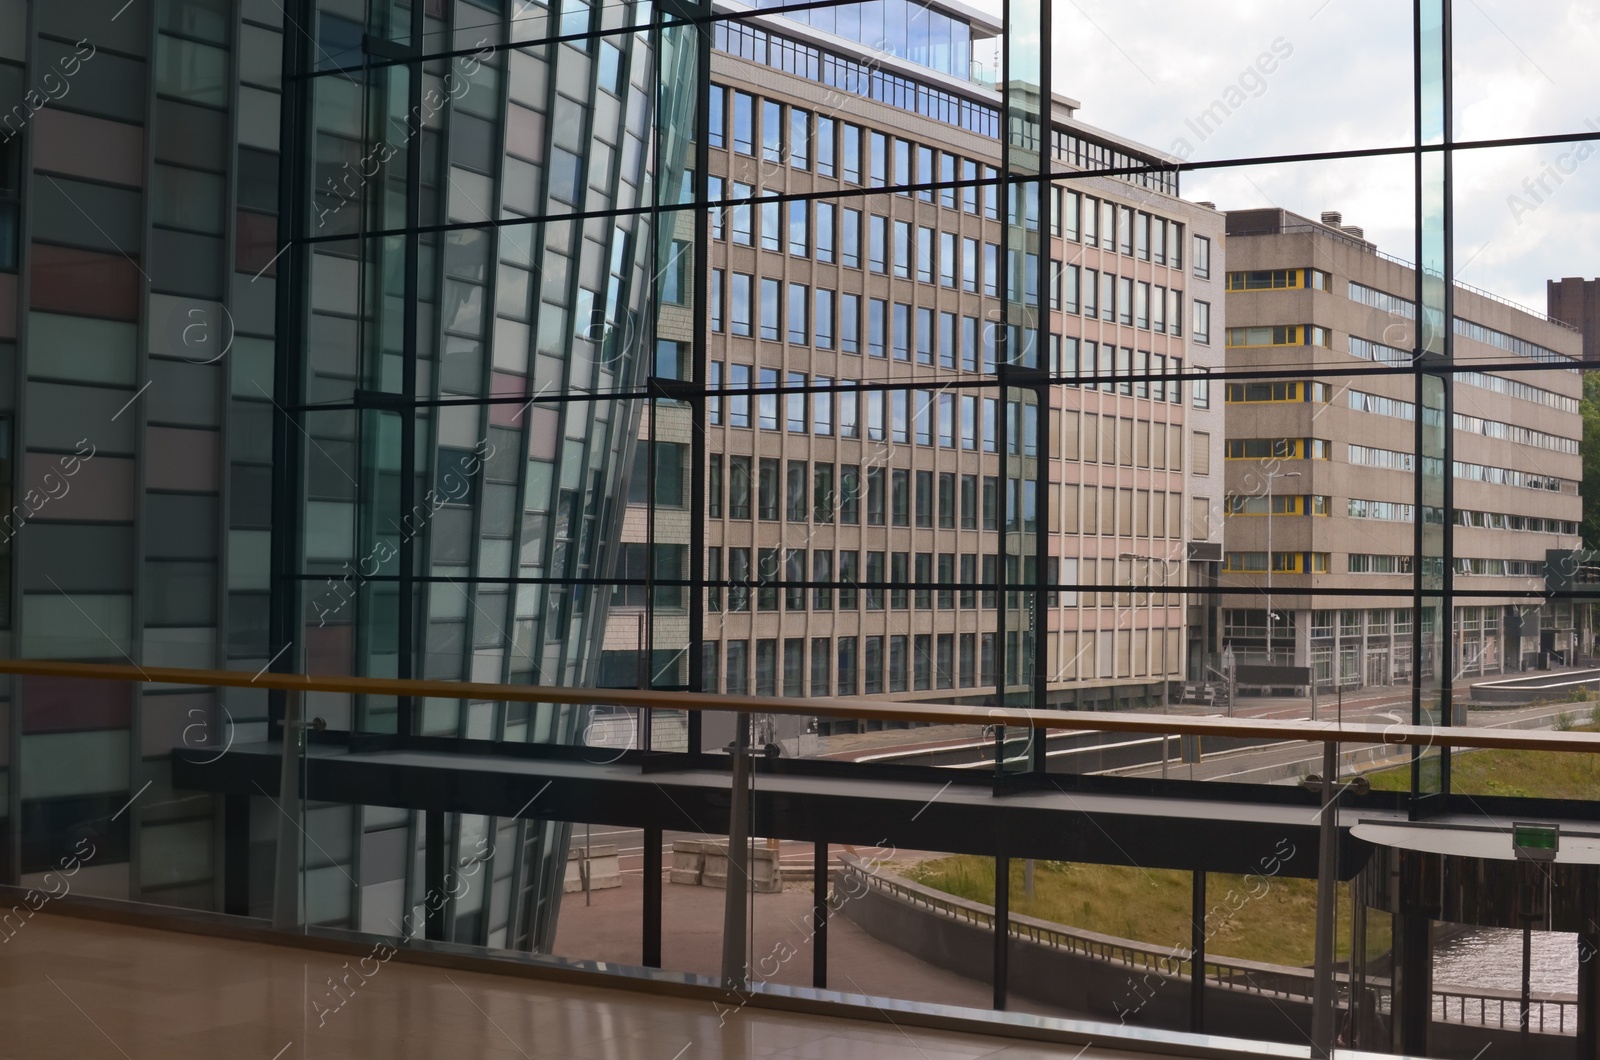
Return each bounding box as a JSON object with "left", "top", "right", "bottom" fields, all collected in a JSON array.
[{"left": 968, "top": 0, "right": 1600, "bottom": 313}]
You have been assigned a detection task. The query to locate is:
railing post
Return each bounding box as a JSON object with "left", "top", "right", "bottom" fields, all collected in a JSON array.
[
  {"left": 812, "top": 839, "right": 828, "bottom": 989},
  {"left": 993, "top": 843, "right": 1009, "bottom": 1011},
  {"left": 424, "top": 808, "right": 446, "bottom": 941},
  {"left": 270, "top": 689, "right": 303, "bottom": 932},
  {"left": 720, "top": 712, "right": 752, "bottom": 990},
  {"left": 642, "top": 824, "right": 662, "bottom": 968},
  {"left": 1310, "top": 740, "right": 1339, "bottom": 1058},
  {"left": 1190, "top": 867, "right": 1205, "bottom": 1033}
]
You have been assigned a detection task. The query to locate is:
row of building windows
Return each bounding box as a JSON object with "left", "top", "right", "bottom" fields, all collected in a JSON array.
[
  {"left": 1347, "top": 389, "right": 1415, "bottom": 420},
  {"left": 1225, "top": 494, "right": 1330, "bottom": 515},
  {"left": 1057, "top": 191, "right": 1191, "bottom": 268},
  {"left": 1453, "top": 459, "right": 1573, "bottom": 493},
  {"left": 1225, "top": 268, "right": 1330, "bottom": 292},
  {"left": 712, "top": 21, "right": 1001, "bottom": 137},
  {"left": 1344, "top": 389, "right": 1578, "bottom": 454},
  {"left": 1217, "top": 495, "right": 1581, "bottom": 536},
  {"left": 706, "top": 459, "right": 1005, "bottom": 529},
  {"left": 706, "top": 191, "right": 1199, "bottom": 341},
  {"left": 1055, "top": 265, "right": 1192, "bottom": 338},
  {"left": 1348, "top": 281, "right": 1414, "bottom": 318},
  {"left": 774, "top": 0, "right": 977, "bottom": 82},
  {"left": 705, "top": 547, "right": 1061, "bottom": 613},
  {"left": 1048, "top": 129, "right": 1180, "bottom": 196},
  {"left": 706, "top": 369, "right": 1040, "bottom": 452},
  {"left": 1348, "top": 284, "right": 1573, "bottom": 365},
  {"left": 1226, "top": 608, "right": 1423, "bottom": 640},
  {"left": 1452, "top": 412, "right": 1580, "bottom": 455},
  {"left": 1457, "top": 369, "right": 1580, "bottom": 415},
  {"left": 1341, "top": 449, "right": 1559, "bottom": 483},
  {"left": 1225, "top": 438, "right": 1332, "bottom": 460},
  {"left": 1456, "top": 317, "right": 1572, "bottom": 365},
  {"left": 1225, "top": 381, "right": 1331, "bottom": 403},
  {"left": 1221, "top": 552, "right": 1330, "bottom": 573},
  {"left": 1226, "top": 324, "right": 1332, "bottom": 348},
  {"left": 709, "top": 102, "right": 1002, "bottom": 215},
  {"left": 702, "top": 630, "right": 1022, "bottom": 698},
  {"left": 1059, "top": 342, "right": 1193, "bottom": 404},
  {"left": 1346, "top": 554, "right": 1543, "bottom": 576}
]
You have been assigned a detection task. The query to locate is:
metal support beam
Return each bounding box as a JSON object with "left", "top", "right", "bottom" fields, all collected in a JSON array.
[
  {"left": 642, "top": 824, "right": 662, "bottom": 967},
  {"left": 719, "top": 716, "right": 752, "bottom": 989},
  {"left": 1394, "top": 851, "right": 1433, "bottom": 1056},
  {"left": 424, "top": 809, "right": 446, "bottom": 941},
  {"left": 993, "top": 847, "right": 1009, "bottom": 1011},
  {"left": 1189, "top": 868, "right": 1205, "bottom": 1033},
  {"left": 270, "top": 690, "right": 303, "bottom": 931},
  {"left": 812, "top": 840, "right": 828, "bottom": 989}
]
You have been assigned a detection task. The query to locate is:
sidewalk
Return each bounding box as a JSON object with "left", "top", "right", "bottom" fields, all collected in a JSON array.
[{"left": 552, "top": 869, "right": 1076, "bottom": 1017}]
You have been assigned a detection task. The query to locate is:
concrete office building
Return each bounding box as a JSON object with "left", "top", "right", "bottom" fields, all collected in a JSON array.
[
  {"left": 1220, "top": 208, "right": 1584, "bottom": 692},
  {"left": 1549, "top": 276, "right": 1600, "bottom": 364},
  {"left": 600, "top": 0, "right": 1228, "bottom": 726}
]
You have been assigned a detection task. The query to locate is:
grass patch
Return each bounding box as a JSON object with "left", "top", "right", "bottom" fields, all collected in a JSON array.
[
  {"left": 1365, "top": 724, "right": 1600, "bottom": 799},
  {"left": 898, "top": 856, "right": 1389, "bottom": 966}
]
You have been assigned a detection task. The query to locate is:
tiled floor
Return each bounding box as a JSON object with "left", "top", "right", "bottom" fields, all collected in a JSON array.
[{"left": 0, "top": 913, "right": 1169, "bottom": 1059}]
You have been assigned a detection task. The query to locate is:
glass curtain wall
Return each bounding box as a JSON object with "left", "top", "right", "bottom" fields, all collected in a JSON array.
[{"left": 276, "top": 0, "right": 685, "bottom": 951}]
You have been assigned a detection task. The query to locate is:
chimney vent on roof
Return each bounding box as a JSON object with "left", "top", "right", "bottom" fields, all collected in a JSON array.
[
  {"left": 1197, "top": 201, "right": 1215, "bottom": 209},
  {"left": 1342, "top": 225, "right": 1365, "bottom": 240},
  {"left": 1321, "top": 211, "right": 1343, "bottom": 227}
]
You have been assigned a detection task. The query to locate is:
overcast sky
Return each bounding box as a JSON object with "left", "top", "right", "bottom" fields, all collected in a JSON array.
[{"left": 971, "top": 0, "right": 1600, "bottom": 312}]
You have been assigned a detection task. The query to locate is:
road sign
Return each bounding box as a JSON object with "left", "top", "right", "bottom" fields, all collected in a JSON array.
[{"left": 1512, "top": 822, "right": 1558, "bottom": 862}]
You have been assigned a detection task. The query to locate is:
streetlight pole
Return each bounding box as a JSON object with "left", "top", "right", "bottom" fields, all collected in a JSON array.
[{"left": 1264, "top": 469, "right": 1301, "bottom": 667}]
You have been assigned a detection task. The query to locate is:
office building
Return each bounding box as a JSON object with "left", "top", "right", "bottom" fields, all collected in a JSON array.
[
  {"left": 602, "top": 1, "right": 1227, "bottom": 730},
  {"left": 1220, "top": 208, "right": 1584, "bottom": 690},
  {"left": 1548, "top": 275, "right": 1600, "bottom": 364}
]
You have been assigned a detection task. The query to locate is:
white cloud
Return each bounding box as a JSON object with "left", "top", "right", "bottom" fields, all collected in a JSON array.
[{"left": 968, "top": 0, "right": 1600, "bottom": 307}]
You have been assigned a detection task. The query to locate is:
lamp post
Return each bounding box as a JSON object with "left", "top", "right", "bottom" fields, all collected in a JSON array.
[{"left": 1264, "top": 469, "right": 1301, "bottom": 667}]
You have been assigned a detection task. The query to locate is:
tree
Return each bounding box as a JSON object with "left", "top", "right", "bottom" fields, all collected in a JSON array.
[{"left": 1583, "top": 372, "right": 1600, "bottom": 549}]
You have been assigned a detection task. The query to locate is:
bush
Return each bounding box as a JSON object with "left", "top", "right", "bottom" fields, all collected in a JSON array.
[{"left": 1555, "top": 711, "right": 1577, "bottom": 732}]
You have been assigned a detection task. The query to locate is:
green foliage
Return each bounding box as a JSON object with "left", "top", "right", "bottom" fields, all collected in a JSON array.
[
  {"left": 1557, "top": 711, "right": 1578, "bottom": 731},
  {"left": 1584, "top": 372, "right": 1600, "bottom": 548},
  {"left": 1365, "top": 724, "right": 1600, "bottom": 799},
  {"left": 902, "top": 856, "right": 1386, "bottom": 965}
]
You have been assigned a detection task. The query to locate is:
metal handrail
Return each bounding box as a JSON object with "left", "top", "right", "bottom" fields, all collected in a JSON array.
[
  {"left": 839, "top": 856, "right": 1322, "bottom": 1000},
  {"left": 842, "top": 858, "right": 1581, "bottom": 1034},
  {"left": 2, "top": 658, "right": 1598, "bottom": 754},
  {"left": 1432, "top": 985, "right": 1578, "bottom": 1034}
]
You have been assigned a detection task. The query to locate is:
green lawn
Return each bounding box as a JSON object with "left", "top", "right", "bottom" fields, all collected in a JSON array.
[
  {"left": 897, "top": 716, "right": 1599, "bottom": 967},
  {"left": 1365, "top": 718, "right": 1600, "bottom": 799},
  {"left": 898, "top": 856, "right": 1389, "bottom": 966}
]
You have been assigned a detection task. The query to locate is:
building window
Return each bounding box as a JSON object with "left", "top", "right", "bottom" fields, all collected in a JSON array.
[{"left": 733, "top": 91, "right": 754, "bottom": 154}]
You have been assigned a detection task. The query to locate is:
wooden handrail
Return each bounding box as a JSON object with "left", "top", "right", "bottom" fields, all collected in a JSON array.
[{"left": 0, "top": 657, "right": 1598, "bottom": 753}]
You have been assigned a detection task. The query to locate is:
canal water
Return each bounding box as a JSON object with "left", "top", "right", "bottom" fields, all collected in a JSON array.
[{"left": 1432, "top": 928, "right": 1579, "bottom": 996}]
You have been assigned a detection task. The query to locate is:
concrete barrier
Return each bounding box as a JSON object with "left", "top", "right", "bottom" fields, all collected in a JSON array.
[
  {"left": 563, "top": 844, "right": 622, "bottom": 894},
  {"left": 669, "top": 839, "right": 782, "bottom": 893}
]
